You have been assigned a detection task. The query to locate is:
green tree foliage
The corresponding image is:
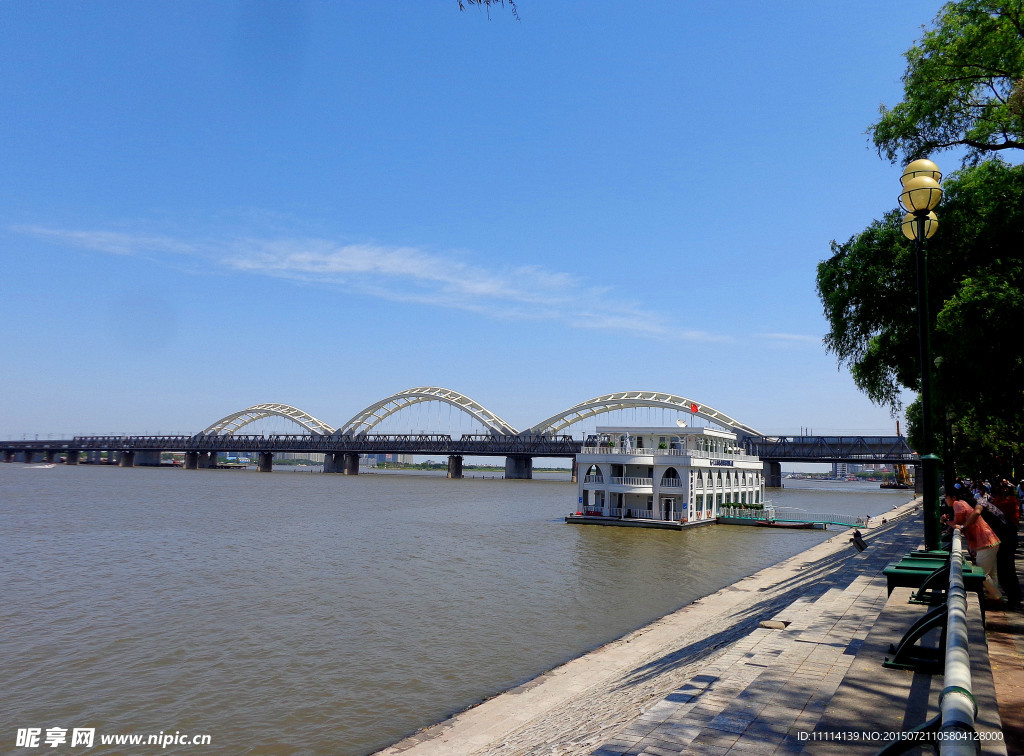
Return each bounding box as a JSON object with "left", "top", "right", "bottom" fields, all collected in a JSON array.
[
  {"left": 871, "top": 0, "right": 1024, "bottom": 165},
  {"left": 457, "top": 0, "right": 519, "bottom": 19},
  {"left": 817, "top": 161, "right": 1024, "bottom": 474}
]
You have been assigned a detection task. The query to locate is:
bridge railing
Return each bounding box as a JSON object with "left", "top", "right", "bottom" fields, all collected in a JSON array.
[
  {"left": 42, "top": 433, "right": 582, "bottom": 456},
  {"left": 5, "top": 433, "right": 918, "bottom": 465}
]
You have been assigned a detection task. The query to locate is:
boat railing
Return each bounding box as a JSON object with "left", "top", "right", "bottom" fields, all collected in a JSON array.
[
  {"left": 586, "top": 507, "right": 694, "bottom": 522},
  {"left": 579, "top": 447, "right": 758, "bottom": 461},
  {"left": 608, "top": 476, "right": 653, "bottom": 487},
  {"left": 719, "top": 506, "right": 773, "bottom": 520},
  {"left": 584, "top": 475, "right": 685, "bottom": 488}
]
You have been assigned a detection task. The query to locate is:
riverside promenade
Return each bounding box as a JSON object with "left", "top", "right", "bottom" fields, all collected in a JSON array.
[{"left": 377, "top": 500, "right": 1022, "bottom": 756}]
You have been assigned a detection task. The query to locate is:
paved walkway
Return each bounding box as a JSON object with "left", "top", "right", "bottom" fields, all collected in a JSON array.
[
  {"left": 985, "top": 542, "right": 1024, "bottom": 756},
  {"left": 377, "top": 501, "right": 1020, "bottom": 756}
]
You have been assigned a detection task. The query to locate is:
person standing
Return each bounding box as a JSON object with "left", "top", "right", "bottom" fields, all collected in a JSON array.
[
  {"left": 942, "top": 489, "right": 1005, "bottom": 603},
  {"left": 992, "top": 479, "right": 1022, "bottom": 609}
]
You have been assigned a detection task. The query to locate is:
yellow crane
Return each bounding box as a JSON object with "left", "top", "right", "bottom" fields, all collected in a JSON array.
[{"left": 882, "top": 421, "right": 914, "bottom": 489}]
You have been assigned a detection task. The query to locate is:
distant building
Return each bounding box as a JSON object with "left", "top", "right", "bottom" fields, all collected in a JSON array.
[
  {"left": 362, "top": 453, "right": 414, "bottom": 466},
  {"left": 274, "top": 452, "right": 325, "bottom": 463}
]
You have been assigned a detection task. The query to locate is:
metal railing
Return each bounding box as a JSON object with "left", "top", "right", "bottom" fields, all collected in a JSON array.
[
  {"left": 879, "top": 528, "right": 979, "bottom": 754},
  {"left": 589, "top": 507, "right": 686, "bottom": 521},
  {"left": 940, "top": 528, "right": 976, "bottom": 755},
  {"left": 579, "top": 446, "right": 758, "bottom": 461},
  {"left": 719, "top": 506, "right": 774, "bottom": 520},
  {"left": 771, "top": 507, "right": 860, "bottom": 527},
  {"left": 607, "top": 476, "right": 653, "bottom": 487}
]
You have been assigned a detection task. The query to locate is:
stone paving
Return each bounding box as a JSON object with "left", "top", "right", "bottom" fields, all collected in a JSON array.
[
  {"left": 588, "top": 527, "right": 915, "bottom": 756},
  {"left": 985, "top": 542, "right": 1024, "bottom": 756},
  {"left": 377, "top": 502, "right": 934, "bottom": 756}
]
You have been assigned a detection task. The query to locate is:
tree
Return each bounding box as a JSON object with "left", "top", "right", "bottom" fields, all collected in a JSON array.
[
  {"left": 817, "top": 161, "right": 1024, "bottom": 474},
  {"left": 871, "top": 0, "right": 1024, "bottom": 165},
  {"left": 457, "top": 0, "right": 519, "bottom": 19}
]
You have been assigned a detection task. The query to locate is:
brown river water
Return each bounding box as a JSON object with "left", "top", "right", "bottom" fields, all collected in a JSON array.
[{"left": 2, "top": 464, "right": 912, "bottom": 754}]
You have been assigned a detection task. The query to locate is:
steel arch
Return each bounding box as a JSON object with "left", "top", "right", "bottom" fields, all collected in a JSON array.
[
  {"left": 202, "top": 403, "right": 336, "bottom": 436},
  {"left": 525, "top": 391, "right": 763, "bottom": 437},
  {"left": 339, "top": 387, "right": 519, "bottom": 437}
]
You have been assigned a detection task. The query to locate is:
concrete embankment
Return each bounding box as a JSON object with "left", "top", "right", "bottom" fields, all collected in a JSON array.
[{"left": 375, "top": 498, "right": 1010, "bottom": 755}]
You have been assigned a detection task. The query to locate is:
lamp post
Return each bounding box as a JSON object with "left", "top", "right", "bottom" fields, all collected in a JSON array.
[{"left": 898, "top": 158, "right": 942, "bottom": 550}]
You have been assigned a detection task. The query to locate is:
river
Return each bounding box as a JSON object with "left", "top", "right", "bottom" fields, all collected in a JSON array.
[{"left": 2, "top": 464, "right": 912, "bottom": 754}]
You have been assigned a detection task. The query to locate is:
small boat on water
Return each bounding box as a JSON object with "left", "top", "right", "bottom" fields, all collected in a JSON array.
[
  {"left": 751, "top": 519, "right": 817, "bottom": 529},
  {"left": 27, "top": 463, "right": 56, "bottom": 469}
]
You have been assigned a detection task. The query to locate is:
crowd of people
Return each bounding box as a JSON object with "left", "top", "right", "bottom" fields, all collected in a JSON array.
[{"left": 940, "top": 477, "right": 1023, "bottom": 610}]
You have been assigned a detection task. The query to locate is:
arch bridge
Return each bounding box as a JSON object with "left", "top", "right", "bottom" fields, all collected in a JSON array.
[{"left": 3, "top": 387, "right": 916, "bottom": 482}]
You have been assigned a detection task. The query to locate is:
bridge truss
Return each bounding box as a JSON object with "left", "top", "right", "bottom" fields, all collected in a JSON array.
[
  {"left": 526, "top": 391, "right": 763, "bottom": 436},
  {"left": 338, "top": 387, "right": 519, "bottom": 437},
  {"left": 5, "top": 386, "right": 919, "bottom": 466},
  {"left": 202, "top": 403, "right": 335, "bottom": 436}
]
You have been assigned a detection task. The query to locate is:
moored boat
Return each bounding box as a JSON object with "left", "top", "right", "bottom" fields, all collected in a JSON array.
[{"left": 571, "top": 424, "right": 765, "bottom": 528}]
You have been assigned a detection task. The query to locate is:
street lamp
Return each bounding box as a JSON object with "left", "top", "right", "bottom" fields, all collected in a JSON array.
[{"left": 898, "top": 158, "right": 942, "bottom": 550}]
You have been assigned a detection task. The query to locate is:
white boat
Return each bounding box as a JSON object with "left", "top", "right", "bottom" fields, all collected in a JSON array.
[{"left": 569, "top": 425, "right": 765, "bottom": 528}]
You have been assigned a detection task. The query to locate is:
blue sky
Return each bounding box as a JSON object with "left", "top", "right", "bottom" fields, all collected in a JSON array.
[{"left": 2, "top": 1, "right": 946, "bottom": 439}]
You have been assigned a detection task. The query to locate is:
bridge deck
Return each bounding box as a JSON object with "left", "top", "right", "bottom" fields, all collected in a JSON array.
[{"left": 3, "top": 434, "right": 918, "bottom": 463}]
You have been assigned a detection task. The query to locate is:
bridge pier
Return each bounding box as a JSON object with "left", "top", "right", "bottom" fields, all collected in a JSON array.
[
  {"left": 135, "top": 451, "right": 162, "bottom": 466},
  {"left": 342, "top": 452, "right": 360, "bottom": 475},
  {"left": 447, "top": 455, "right": 464, "bottom": 479},
  {"left": 764, "top": 460, "right": 783, "bottom": 488},
  {"left": 4, "top": 450, "right": 13, "bottom": 463},
  {"left": 198, "top": 452, "right": 217, "bottom": 469},
  {"left": 184, "top": 452, "right": 199, "bottom": 470},
  {"left": 258, "top": 452, "right": 274, "bottom": 472},
  {"left": 119, "top": 451, "right": 135, "bottom": 468},
  {"left": 504, "top": 455, "right": 533, "bottom": 480},
  {"left": 322, "top": 452, "right": 339, "bottom": 473},
  {"left": 64, "top": 450, "right": 79, "bottom": 465}
]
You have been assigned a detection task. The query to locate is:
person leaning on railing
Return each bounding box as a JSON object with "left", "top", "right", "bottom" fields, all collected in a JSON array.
[{"left": 941, "top": 487, "right": 1005, "bottom": 605}]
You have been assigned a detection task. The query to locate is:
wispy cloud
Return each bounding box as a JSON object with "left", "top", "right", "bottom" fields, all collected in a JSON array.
[
  {"left": 15, "top": 225, "right": 725, "bottom": 341},
  {"left": 14, "top": 225, "right": 200, "bottom": 257},
  {"left": 759, "top": 332, "right": 822, "bottom": 345}
]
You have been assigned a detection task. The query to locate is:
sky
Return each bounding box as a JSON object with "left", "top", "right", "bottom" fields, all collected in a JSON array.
[{"left": 1, "top": 0, "right": 949, "bottom": 441}]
